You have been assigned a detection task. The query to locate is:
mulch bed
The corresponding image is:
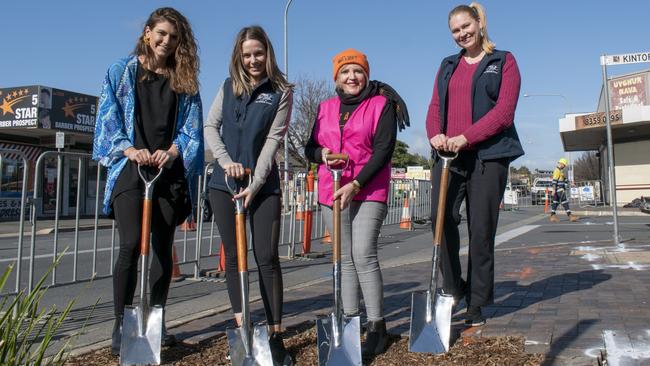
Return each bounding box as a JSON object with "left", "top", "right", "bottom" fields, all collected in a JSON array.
[{"left": 66, "top": 321, "right": 544, "bottom": 365}]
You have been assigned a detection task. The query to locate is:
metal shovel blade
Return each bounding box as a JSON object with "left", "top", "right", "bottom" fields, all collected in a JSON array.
[
  {"left": 408, "top": 290, "right": 454, "bottom": 353},
  {"left": 226, "top": 325, "right": 273, "bottom": 366},
  {"left": 316, "top": 314, "right": 362, "bottom": 366},
  {"left": 120, "top": 304, "right": 163, "bottom": 365}
]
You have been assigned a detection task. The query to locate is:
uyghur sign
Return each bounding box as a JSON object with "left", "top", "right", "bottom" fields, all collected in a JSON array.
[
  {"left": 0, "top": 85, "right": 97, "bottom": 134},
  {"left": 609, "top": 73, "right": 648, "bottom": 110}
]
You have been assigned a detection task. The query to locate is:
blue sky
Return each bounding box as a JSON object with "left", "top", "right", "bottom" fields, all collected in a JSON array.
[{"left": 2, "top": 0, "right": 649, "bottom": 170}]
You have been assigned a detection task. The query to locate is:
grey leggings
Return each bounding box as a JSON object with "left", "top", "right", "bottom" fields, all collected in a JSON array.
[{"left": 321, "top": 201, "right": 387, "bottom": 321}]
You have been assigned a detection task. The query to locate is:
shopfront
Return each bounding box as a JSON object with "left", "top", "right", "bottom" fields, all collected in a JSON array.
[
  {"left": 559, "top": 70, "right": 650, "bottom": 205},
  {"left": 0, "top": 85, "right": 102, "bottom": 220}
]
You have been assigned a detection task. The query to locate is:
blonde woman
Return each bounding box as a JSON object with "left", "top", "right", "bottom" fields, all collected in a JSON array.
[
  {"left": 204, "top": 25, "right": 293, "bottom": 366},
  {"left": 426, "top": 2, "right": 524, "bottom": 326}
]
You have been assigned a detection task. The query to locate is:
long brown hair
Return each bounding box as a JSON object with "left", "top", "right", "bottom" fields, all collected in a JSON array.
[
  {"left": 134, "top": 7, "right": 200, "bottom": 95},
  {"left": 229, "top": 26, "right": 291, "bottom": 97},
  {"left": 448, "top": 2, "right": 496, "bottom": 54}
]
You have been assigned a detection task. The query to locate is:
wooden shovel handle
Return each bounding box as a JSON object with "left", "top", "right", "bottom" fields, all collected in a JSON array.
[
  {"left": 140, "top": 199, "right": 152, "bottom": 255},
  {"left": 325, "top": 153, "right": 349, "bottom": 162},
  {"left": 434, "top": 167, "right": 450, "bottom": 247},
  {"left": 236, "top": 213, "right": 247, "bottom": 271}
]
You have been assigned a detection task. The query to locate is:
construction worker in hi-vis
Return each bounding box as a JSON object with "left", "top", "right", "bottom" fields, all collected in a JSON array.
[{"left": 550, "top": 158, "right": 578, "bottom": 222}]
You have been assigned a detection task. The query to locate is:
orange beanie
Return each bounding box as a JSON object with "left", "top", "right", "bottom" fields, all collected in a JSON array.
[{"left": 332, "top": 49, "right": 369, "bottom": 80}]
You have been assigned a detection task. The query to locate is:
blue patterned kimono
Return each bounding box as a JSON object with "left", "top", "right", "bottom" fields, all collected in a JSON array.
[{"left": 92, "top": 56, "right": 204, "bottom": 215}]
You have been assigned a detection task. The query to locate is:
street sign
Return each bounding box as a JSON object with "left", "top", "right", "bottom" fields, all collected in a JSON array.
[
  {"left": 55, "top": 132, "right": 65, "bottom": 149},
  {"left": 601, "top": 51, "right": 650, "bottom": 66}
]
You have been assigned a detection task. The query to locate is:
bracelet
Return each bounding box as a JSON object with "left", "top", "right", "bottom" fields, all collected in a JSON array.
[{"left": 352, "top": 180, "right": 362, "bottom": 191}]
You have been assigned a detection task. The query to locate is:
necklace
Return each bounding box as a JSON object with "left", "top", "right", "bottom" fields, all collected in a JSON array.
[{"left": 464, "top": 51, "right": 485, "bottom": 64}]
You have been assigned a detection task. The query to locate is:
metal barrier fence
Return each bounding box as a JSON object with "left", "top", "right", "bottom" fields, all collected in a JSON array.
[
  {"left": 5, "top": 154, "right": 433, "bottom": 295},
  {"left": 500, "top": 180, "right": 606, "bottom": 211}
]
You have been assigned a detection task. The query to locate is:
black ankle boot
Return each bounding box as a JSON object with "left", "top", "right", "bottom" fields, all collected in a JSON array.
[
  {"left": 269, "top": 332, "right": 292, "bottom": 366},
  {"left": 111, "top": 315, "right": 122, "bottom": 356},
  {"left": 362, "top": 319, "right": 388, "bottom": 360},
  {"left": 161, "top": 309, "right": 177, "bottom": 347}
]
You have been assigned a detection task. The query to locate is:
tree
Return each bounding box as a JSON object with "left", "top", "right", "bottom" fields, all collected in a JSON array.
[
  {"left": 280, "top": 76, "right": 334, "bottom": 169},
  {"left": 573, "top": 151, "right": 599, "bottom": 181},
  {"left": 391, "top": 140, "right": 430, "bottom": 168}
]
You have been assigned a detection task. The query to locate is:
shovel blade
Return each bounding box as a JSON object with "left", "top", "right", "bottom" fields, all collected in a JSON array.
[
  {"left": 316, "top": 314, "right": 362, "bottom": 366},
  {"left": 120, "top": 305, "right": 163, "bottom": 365},
  {"left": 408, "top": 290, "right": 453, "bottom": 353},
  {"left": 226, "top": 324, "right": 273, "bottom": 366}
]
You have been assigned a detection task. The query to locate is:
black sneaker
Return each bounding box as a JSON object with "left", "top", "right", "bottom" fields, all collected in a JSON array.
[
  {"left": 269, "top": 332, "right": 293, "bottom": 366},
  {"left": 464, "top": 306, "right": 486, "bottom": 327}
]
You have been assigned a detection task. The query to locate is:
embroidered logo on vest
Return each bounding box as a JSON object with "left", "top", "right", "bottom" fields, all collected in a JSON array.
[
  {"left": 254, "top": 93, "right": 274, "bottom": 105},
  {"left": 484, "top": 65, "right": 499, "bottom": 74}
]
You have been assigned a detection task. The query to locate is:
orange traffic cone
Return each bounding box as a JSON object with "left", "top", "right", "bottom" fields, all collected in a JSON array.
[
  {"left": 180, "top": 217, "right": 197, "bottom": 231},
  {"left": 544, "top": 188, "right": 550, "bottom": 213},
  {"left": 217, "top": 242, "right": 226, "bottom": 272},
  {"left": 171, "top": 246, "right": 184, "bottom": 282},
  {"left": 296, "top": 197, "right": 304, "bottom": 221},
  {"left": 322, "top": 228, "right": 332, "bottom": 243},
  {"left": 399, "top": 194, "right": 412, "bottom": 230}
]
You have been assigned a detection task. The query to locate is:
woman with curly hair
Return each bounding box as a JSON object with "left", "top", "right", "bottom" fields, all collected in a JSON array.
[{"left": 92, "top": 7, "right": 203, "bottom": 355}]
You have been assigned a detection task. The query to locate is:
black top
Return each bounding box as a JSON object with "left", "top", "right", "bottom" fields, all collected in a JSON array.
[
  {"left": 305, "top": 87, "right": 397, "bottom": 187},
  {"left": 111, "top": 62, "right": 186, "bottom": 203}
]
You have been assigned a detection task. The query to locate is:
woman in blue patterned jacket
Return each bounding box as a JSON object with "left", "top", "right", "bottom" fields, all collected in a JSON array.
[{"left": 92, "top": 7, "right": 203, "bottom": 356}]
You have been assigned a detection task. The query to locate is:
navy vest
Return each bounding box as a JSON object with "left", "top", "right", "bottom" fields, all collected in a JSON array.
[
  {"left": 208, "top": 78, "right": 282, "bottom": 194},
  {"left": 437, "top": 50, "right": 524, "bottom": 161}
]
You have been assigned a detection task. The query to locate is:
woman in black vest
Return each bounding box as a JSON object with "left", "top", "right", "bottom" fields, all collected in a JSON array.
[
  {"left": 204, "top": 25, "right": 293, "bottom": 365},
  {"left": 425, "top": 2, "right": 524, "bottom": 327}
]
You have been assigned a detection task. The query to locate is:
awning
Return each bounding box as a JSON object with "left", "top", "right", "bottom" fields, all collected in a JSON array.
[{"left": 0, "top": 142, "right": 43, "bottom": 161}]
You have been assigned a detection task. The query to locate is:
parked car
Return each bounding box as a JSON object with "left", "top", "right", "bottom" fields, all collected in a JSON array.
[{"left": 531, "top": 177, "right": 553, "bottom": 205}]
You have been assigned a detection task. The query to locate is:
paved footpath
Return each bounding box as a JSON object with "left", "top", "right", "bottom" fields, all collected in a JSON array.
[{"left": 153, "top": 214, "right": 650, "bottom": 366}]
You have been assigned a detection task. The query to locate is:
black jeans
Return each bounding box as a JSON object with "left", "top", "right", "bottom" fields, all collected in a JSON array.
[
  {"left": 430, "top": 151, "right": 508, "bottom": 307},
  {"left": 112, "top": 189, "right": 178, "bottom": 317},
  {"left": 209, "top": 189, "right": 283, "bottom": 325}
]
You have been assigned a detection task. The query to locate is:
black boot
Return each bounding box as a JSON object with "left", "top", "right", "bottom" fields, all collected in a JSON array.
[
  {"left": 111, "top": 315, "right": 122, "bottom": 356},
  {"left": 269, "top": 332, "right": 292, "bottom": 366},
  {"left": 161, "top": 309, "right": 177, "bottom": 347},
  {"left": 362, "top": 319, "right": 388, "bottom": 360},
  {"left": 464, "top": 306, "right": 486, "bottom": 327}
]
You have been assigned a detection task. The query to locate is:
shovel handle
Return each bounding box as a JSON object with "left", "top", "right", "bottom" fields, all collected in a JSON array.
[
  {"left": 433, "top": 166, "right": 450, "bottom": 247},
  {"left": 140, "top": 198, "right": 153, "bottom": 255},
  {"left": 325, "top": 153, "right": 349, "bottom": 162},
  {"left": 332, "top": 179, "right": 341, "bottom": 262},
  {"left": 236, "top": 213, "right": 247, "bottom": 271}
]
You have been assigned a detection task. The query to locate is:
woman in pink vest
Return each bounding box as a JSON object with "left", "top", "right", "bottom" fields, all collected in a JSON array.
[{"left": 305, "top": 48, "right": 409, "bottom": 360}]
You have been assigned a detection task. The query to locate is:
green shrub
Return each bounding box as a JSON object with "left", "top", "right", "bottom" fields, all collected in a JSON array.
[{"left": 0, "top": 255, "right": 77, "bottom": 365}]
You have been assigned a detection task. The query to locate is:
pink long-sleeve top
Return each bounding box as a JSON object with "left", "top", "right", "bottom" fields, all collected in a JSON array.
[{"left": 425, "top": 53, "right": 521, "bottom": 148}]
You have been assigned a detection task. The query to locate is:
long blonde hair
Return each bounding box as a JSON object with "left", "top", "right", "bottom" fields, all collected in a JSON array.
[
  {"left": 229, "top": 26, "right": 291, "bottom": 97},
  {"left": 134, "top": 7, "right": 200, "bottom": 95},
  {"left": 448, "top": 2, "right": 496, "bottom": 54}
]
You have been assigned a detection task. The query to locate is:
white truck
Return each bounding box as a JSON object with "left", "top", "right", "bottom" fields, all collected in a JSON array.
[{"left": 530, "top": 177, "right": 553, "bottom": 205}]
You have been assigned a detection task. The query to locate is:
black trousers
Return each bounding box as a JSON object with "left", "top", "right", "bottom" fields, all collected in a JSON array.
[
  {"left": 551, "top": 189, "right": 571, "bottom": 214},
  {"left": 112, "top": 189, "right": 178, "bottom": 317},
  {"left": 209, "top": 189, "right": 283, "bottom": 325},
  {"left": 430, "top": 151, "right": 508, "bottom": 307}
]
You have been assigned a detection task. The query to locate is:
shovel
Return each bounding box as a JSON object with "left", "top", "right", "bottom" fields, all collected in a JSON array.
[
  {"left": 408, "top": 150, "right": 457, "bottom": 354},
  {"left": 316, "top": 153, "right": 362, "bottom": 366},
  {"left": 225, "top": 168, "right": 273, "bottom": 366},
  {"left": 120, "top": 165, "right": 165, "bottom": 365}
]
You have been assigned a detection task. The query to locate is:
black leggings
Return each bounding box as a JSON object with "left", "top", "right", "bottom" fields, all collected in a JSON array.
[
  {"left": 209, "top": 189, "right": 283, "bottom": 325},
  {"left": 112, "top": 189, "right": 178, "bottom": 317}
]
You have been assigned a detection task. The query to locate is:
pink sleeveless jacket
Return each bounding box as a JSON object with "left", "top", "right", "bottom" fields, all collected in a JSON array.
[{"left": 314, "top": 95, "right": 391, "bottom": 206}]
